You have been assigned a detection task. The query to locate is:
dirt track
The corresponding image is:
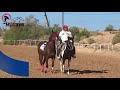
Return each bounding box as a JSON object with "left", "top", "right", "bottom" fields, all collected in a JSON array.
[{"left": 0, "top": 45, "right": 120, "bottom": 78}]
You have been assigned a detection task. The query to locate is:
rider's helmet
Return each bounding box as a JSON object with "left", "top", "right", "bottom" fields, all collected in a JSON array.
[{"left": 63, "top": 25, "right": 68, "bottom": 31}]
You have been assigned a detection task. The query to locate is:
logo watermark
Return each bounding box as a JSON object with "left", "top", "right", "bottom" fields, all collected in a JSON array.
[{"left": 2, "top": 13, "right": 25, "bottom": 28}]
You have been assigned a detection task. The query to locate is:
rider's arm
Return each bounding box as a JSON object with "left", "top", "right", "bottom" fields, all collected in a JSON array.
[
  {"left": 58, "top": 31, "right": 63, "bottom": 43},
  {"left": 67, "top": 31, "right": 73, "bottom": 37}
]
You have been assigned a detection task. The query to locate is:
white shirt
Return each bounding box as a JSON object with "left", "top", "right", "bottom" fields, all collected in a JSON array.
[{"left": 59, "top": 30, "right": 72, "bottom": 43}]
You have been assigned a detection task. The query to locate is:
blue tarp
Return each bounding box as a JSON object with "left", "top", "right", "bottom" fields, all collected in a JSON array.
[{"left": 0, "top": 51, "right": 29, "bottom": 76}]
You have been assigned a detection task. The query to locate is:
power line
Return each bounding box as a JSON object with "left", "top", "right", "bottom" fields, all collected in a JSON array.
[{"left": 64, "top": 12, "right": 120, "bottom": 15}]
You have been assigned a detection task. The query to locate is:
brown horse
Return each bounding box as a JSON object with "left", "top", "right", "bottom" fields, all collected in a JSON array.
[{"left": 37, "top": 31, "right": 58, "bottom": 73}]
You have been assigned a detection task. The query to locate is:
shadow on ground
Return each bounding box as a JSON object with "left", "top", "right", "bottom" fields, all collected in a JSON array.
[
  {"left": 70, "top": 69, "right": 108, "bottom": 75},
  {"left": 54, "top": 69, "right": 108, "bottom": 75}
]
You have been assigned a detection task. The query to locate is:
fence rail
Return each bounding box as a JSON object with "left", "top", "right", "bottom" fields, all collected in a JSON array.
[
  {"left": 74, "top": 43, "right": 114, "bottom": 51},
  {"left": 3, "top": 40, "right": 48, "bottom": 46},
  {"left": 2, "top": 40, "right": 117, "bottom": 52}
]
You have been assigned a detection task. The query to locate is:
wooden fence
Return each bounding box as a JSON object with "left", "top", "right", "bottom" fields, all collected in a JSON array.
[{"left": 2, "top": 40, "right": 114, "bottom": 51}]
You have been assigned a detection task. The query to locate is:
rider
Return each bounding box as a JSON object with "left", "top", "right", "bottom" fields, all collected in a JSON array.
[{"left": 57, "top": 25, "right": 76, "bottom": 59}]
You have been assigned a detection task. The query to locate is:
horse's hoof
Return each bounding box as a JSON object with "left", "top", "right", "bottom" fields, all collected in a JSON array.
[
  {"left": 45, "top": 71, "right": 47, "bottom": 73},
  {"left": 45, "top": 68, "right": 48, "bottom": 73},
  {"left": 67, "top": 72, "right": 70, "bottom": 75},
  {"left": 51, "top": 68, "right": 55, "bottom": 73},
  {"left": 51, "top": 70, "right": 55, "bottom": 73}
]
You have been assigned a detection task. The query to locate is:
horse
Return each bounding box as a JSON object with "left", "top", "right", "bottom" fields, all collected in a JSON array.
[
  {"left": 59, "top": 37, "right": 74, "bottom": 75},
  {"left": 37, "top": 31, "right": 58, "bottom": 73}
]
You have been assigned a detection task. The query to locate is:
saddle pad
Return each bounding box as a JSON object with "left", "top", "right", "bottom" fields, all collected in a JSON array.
[{"left": 40, "top": 43, "right": 47, "bottom": 51}]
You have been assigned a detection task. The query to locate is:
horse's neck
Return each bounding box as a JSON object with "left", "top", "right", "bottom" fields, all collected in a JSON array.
[{"left": 48, "top": 41, "right": 56, "bottom": 49}]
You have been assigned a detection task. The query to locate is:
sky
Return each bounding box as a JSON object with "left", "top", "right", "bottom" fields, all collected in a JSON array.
[{"left": 0, "top": 12, "right": 120, "bottom": 31}]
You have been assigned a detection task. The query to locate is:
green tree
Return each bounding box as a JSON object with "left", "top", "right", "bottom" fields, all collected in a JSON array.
[
  {"left": 80, "top": 28, "right": 90, "bottom": 38},
  {"left": 74, "top": 33, "right": 81, "bottom": 42},
  {"left": 25, "top": 15, "right": 42, "bottom": 39},
  {"left": 105, "top": 25, "right": 114, "bottom": 31},
  {"left": 52, "top": 24, "right": 62, "bottom": 33},
  {"left": 69, "top": 26, "right": 79, "bottom": 36},
  {"left": 0, "top": 27, "right": 2, "bottom": 37}
]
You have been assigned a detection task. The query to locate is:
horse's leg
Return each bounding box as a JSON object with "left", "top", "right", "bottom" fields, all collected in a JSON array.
[
  {"left": 62, "top": 59, "right": 65, "bottom": 73},
  {"left": 41, "top": 56, "right": 46, "bottom": 72},
  {"left": 45, "top": 57, "right": 48, "bottom": 73},
  {"left": 60, "top": 59, "right": 63, "bottom": 72},
  {"left": 51, "top": 58, "right": 55, "bottom": 73},
  {"left": 38, "top": 51, "right": 44, "bottom": 71},
  {"left": 67, "top": 59, "right": 71, "bottom": 75}
]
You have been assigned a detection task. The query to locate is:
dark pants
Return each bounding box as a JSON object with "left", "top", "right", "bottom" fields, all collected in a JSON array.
[{"left": 57, "top": 43, "right": 64, "bottom": 57}]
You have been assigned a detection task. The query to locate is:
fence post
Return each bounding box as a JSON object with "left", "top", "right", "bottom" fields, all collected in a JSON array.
[
  {"left": 108, "top": 44, "right": 109, "bottom": 51},
  {"left": 23, "top": 40, "right": 25, "bottom": 45},
  {"left": 30, "top": 40, "right": 31, "bottom": 46},
  {"left": 14, "top": 40, "right": 15, "bottom": 45},
  {"left": 100, "top": 44, "right": 101, "bottom": 51},
  {"left": 94, "top": 44, "right": 95, "bottom": 51},
  {"left": 36, "top": 40, "right": 37, "bottom": 45},
  {"left": 19, "top": 40, "right": 20, "bottom": 45},
  {"left": 103, "top": 44, "right": 105, "bottom": 51},
  {"left": 112, "top": 45, "right": 113, "bottom": 51}
]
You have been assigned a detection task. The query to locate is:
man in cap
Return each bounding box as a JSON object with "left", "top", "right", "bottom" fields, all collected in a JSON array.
[{"left": 57, "top": 25, "right": 76, "bottom": 59}]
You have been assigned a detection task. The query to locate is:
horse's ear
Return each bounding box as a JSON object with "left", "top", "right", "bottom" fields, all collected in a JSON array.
[
  {"left": 52, "top": 30, "right": 53, "bottom": 33},
  {"left": 52, "top": 30, "right": 54, "bottom": 33}
]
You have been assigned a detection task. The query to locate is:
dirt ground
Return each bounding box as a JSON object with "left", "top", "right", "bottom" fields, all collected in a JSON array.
[{"left": 0, "top": 45, "right": 120, "bottom": 78}]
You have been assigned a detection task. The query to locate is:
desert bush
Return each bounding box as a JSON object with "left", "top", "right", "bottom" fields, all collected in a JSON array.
[
  {"left": 88, "top": 38, "right": 95, "bottom": 44},
  {"left": 112, "top": 31, "right": 120, "bottom": 45},
  {"left": 80, "top": 28, "right": 90, "bottom": 38},
  {"left": 105, "top": 24, "right": 114, "bottom": 31}
]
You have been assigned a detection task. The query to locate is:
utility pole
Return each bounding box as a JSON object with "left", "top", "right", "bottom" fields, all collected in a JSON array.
[
  {"left": 62, "top": 12, "right": 64, "bottom": 27},
  {"left": 44, "top": 12, "right": 50, "bottom": 29}
]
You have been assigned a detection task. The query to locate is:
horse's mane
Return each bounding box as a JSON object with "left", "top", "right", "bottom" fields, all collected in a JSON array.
[{"left": 48, "top": 32, "right": 58, "bottom": 42}]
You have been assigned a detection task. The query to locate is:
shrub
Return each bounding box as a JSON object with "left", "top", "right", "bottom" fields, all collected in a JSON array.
[
  {"left": 74, "top": 33, "right": 81, "bottom": 42},
  {"left": 69, "top": 26, "right": 79, "bottom": 36},
  {"left": 88, "top": 38, "right": 95, "bottom": 44},
  {"left": 80, "top": 28, "right": 90, "bottom": 38},
  {"left": 105, "top": 25, "right": 114, "bottom": 31},
  {"left": 112, "top": 31, "right": 120, "bottom": 45}
]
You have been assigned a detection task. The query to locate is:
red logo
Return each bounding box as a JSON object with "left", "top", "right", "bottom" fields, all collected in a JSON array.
[{"left": 2, "top": 13, "right": 12, "bottom": 23}]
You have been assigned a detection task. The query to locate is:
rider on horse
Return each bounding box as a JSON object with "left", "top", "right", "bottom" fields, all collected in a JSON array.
[{"left": 57, "top": 25, "right": 76, "bottom": 59}]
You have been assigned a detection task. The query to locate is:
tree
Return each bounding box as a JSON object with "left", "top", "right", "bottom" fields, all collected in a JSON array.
[
  {"left": 52, "top": 24, "right": 62, "bottom": 33},
  {"left": 25, "top": 15, "right": 42, "bottom": 39},
  {"left": 0, "top": 27, "right": 3, "bottom": 37},
  {"left": 0, "top": 27, "right": 2, "bottom": 31},
  {"left": 105, "top": 25, "right": 114, "bottom": 31},
  {"left": 69, "top": 26, "right": 79, "bottom": 36},
  {"left": 80, "top": 28, "right": 90, "bottom": 38}
]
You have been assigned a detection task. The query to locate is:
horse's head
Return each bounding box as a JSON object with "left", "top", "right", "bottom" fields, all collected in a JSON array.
[
  {"left": 66, "top": 37, "right": 74, "bottom": 51},
  {"left": 49, "top": 30, "right": 59, "bottom": 42}
]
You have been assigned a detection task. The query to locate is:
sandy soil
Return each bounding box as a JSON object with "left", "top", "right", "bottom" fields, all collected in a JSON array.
[{"left": 0, "top": 45, "right": 120, "bottom": 78}]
